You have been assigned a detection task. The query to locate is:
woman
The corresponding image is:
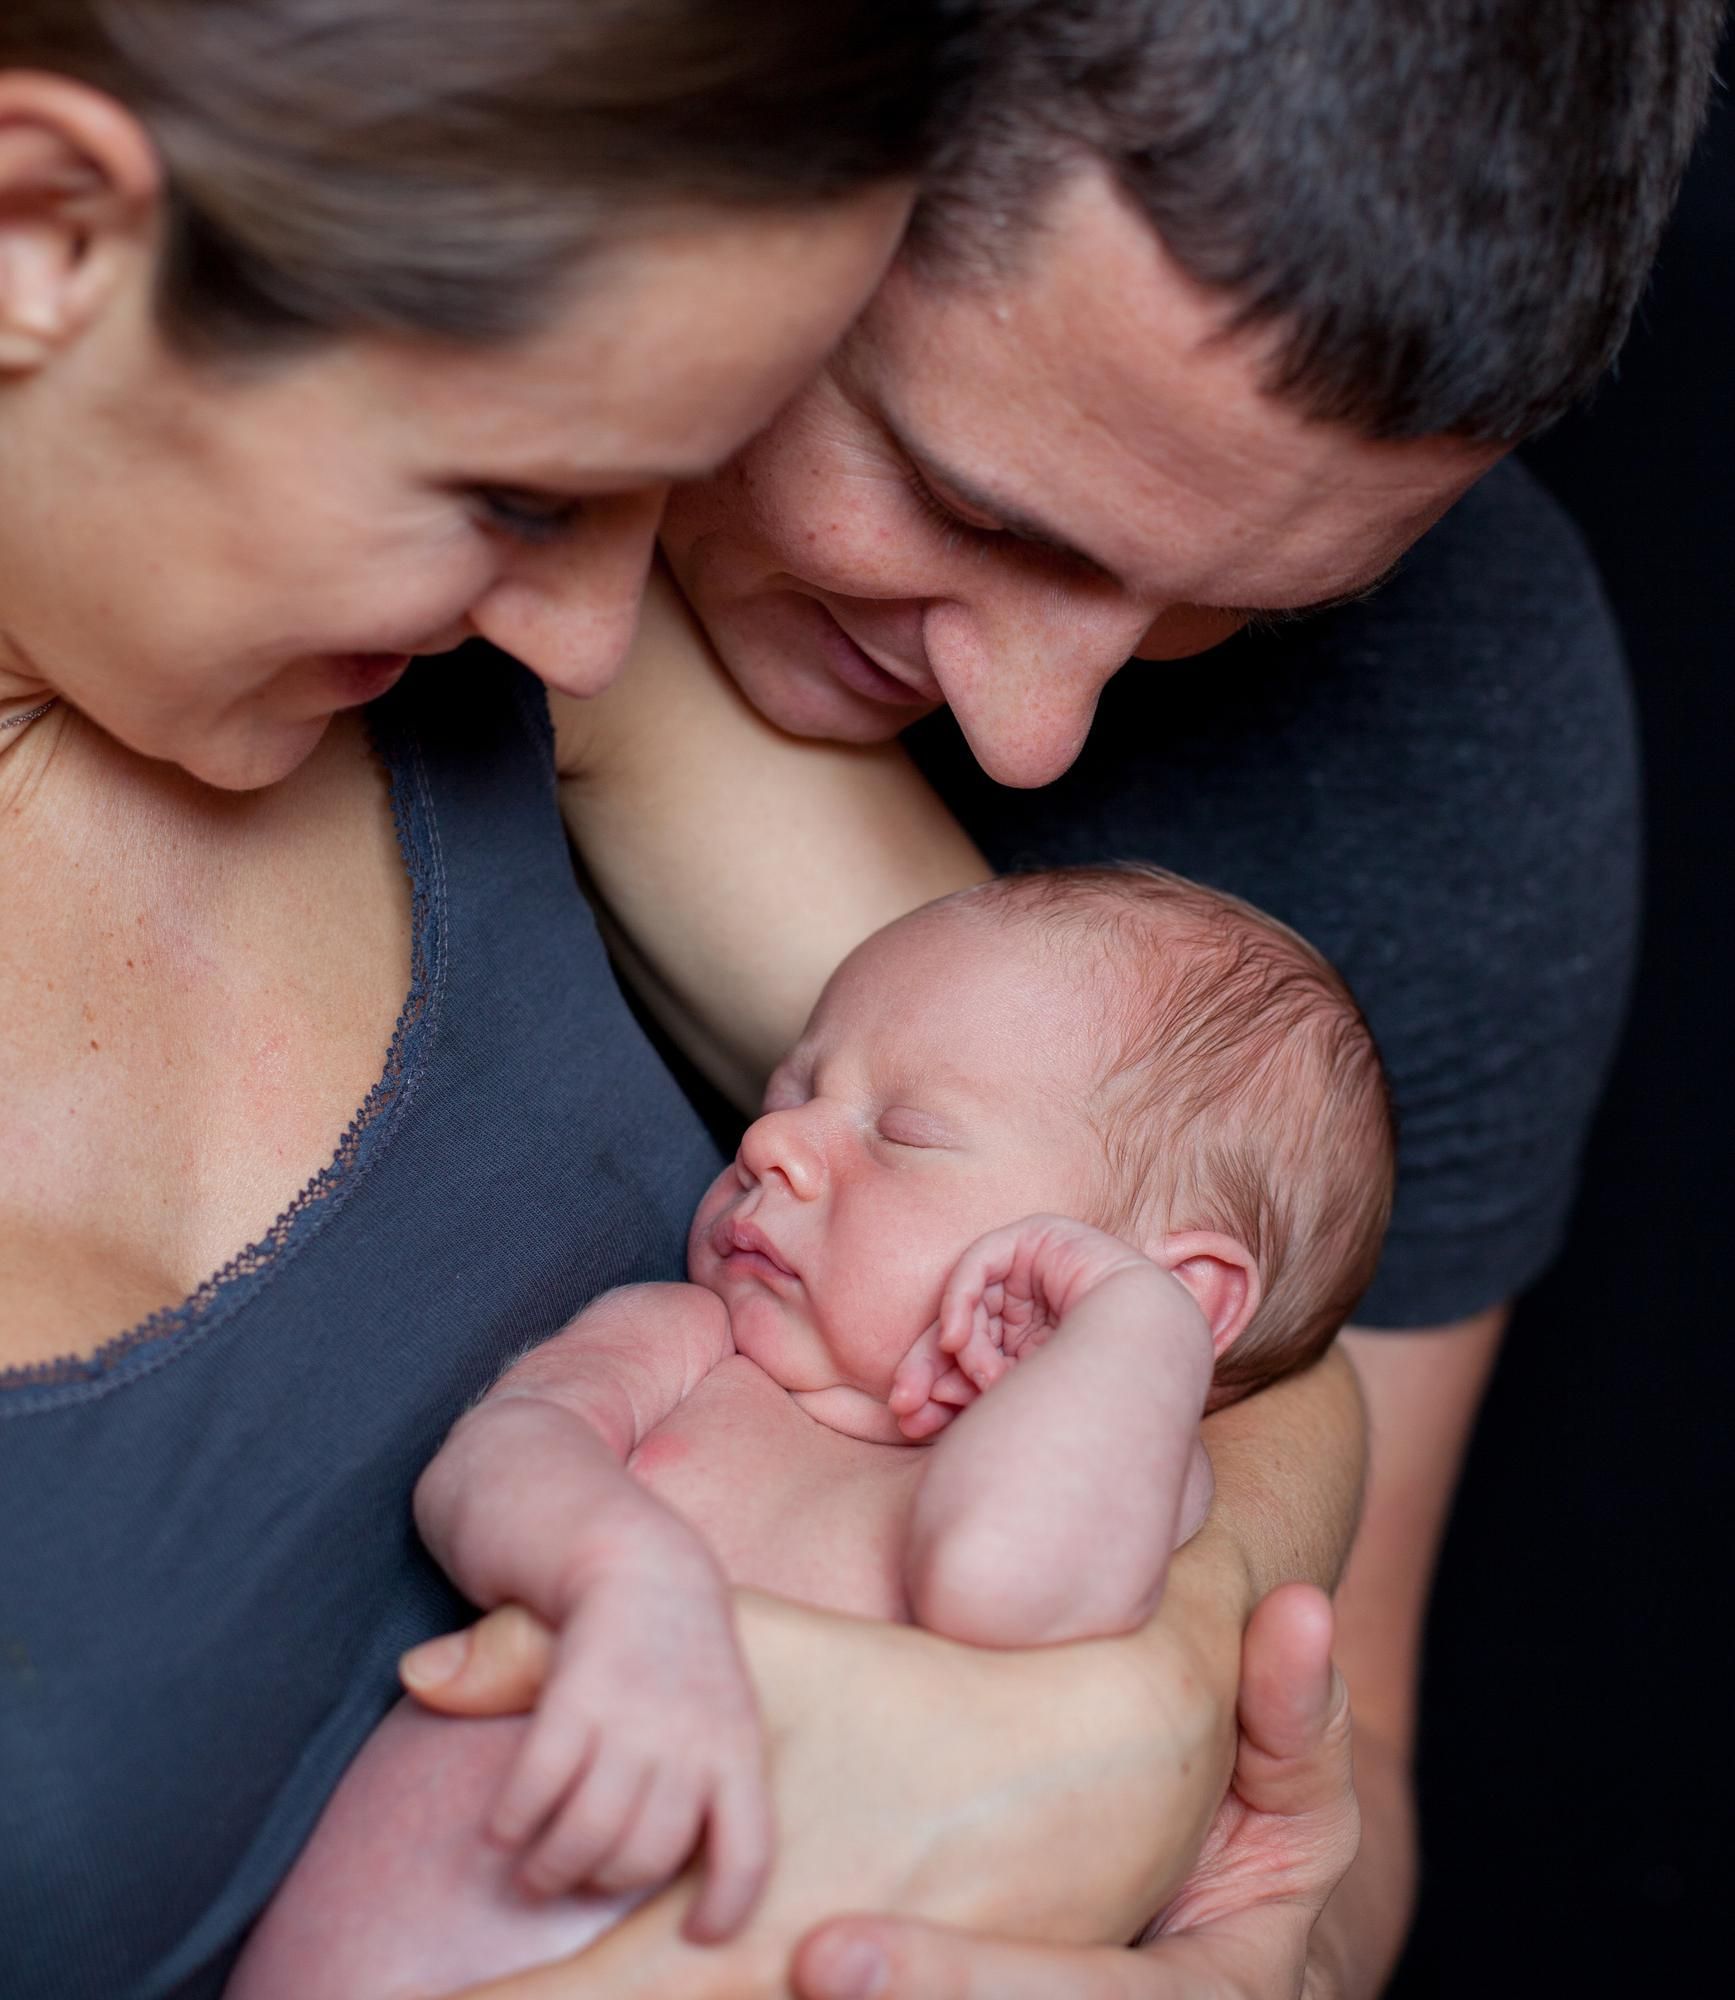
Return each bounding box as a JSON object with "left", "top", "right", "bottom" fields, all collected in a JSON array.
[
  {"left": 0, "top": 5, "right": 1360, "bottom": 1997},
  {"left": 0, "top": 2, "right": 970, "bottom": 1991}
]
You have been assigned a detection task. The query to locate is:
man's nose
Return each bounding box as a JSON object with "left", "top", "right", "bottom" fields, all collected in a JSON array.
[
  {"left": 737, "top": 1107, "right": 825, "bottom": 1201},
  {"left": 923, "top": 595, "right": 1155, "bottom": 789},
  {"left": 466, "top": 486, "right": 668, "bottom": 699}
]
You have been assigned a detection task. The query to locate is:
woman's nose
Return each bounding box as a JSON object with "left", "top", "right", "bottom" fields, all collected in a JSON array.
[
  {"left": 466, "top": 485, "right": 668, "bottom": 698},
  {"left": 737, "top": 1107, "right": 825, "bottom": 1200}
]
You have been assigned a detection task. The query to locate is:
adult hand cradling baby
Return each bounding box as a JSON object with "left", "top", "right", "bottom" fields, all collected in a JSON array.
[{"left": 399, "top": 1581, "right": 1358, "bottom": 2000}]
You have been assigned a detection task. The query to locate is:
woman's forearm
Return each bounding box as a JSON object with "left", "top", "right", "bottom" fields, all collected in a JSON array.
[{"left": 554, "top": 567, "right": 989, "bottom": 1109}]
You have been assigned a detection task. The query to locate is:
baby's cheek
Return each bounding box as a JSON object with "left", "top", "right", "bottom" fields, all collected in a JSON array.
[{"left": 831, "top": 1308, "right": 924, "bottom": 1398}]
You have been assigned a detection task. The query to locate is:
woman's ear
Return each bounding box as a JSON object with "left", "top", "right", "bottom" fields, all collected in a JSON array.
[
  {"left": 0, "top": 72, "right": 160, "bottom": 372},
  {"left": 1150, "top": 1230, "right": 1262, "bottom": 1360}
]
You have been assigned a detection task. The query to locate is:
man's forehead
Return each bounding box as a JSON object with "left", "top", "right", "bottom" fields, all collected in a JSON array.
[{"left": 860, "top": 166, "right": 1495, "bottom": 609}]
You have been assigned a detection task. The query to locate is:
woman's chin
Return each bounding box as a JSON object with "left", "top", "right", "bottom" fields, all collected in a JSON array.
[{"left": 175, "top": 712, "right": 335, "bottom": 792}]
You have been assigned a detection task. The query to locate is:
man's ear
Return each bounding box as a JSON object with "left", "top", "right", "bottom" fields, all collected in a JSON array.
[
  {"left": 1149, "top": 1230, "right": 1262, "bottom": 1360},
  {"left": 0, "top": 72, "right": 160, "bottom": 372}
]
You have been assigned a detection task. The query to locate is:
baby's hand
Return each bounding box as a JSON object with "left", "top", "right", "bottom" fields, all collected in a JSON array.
[
  {"left": 888, "top": 1321, "right": 981, "bottom": 1440},
  {"left": 934, "top": 1214, "right": 1155, "bottom": 1389},
  {"left": 889, "top": 1216, "right": 1155, "bottom": 1438},
  {"left": 489, "top": 1535, "right": 770, "bottom": 1941}
]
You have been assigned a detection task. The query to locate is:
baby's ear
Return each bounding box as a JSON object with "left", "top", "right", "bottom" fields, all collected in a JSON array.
[{"left": 1150, "top": 1232, "right": 1262, "bottom": 1360}]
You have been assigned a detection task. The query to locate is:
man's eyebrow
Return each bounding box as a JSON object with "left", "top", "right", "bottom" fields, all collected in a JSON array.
[
  {"left": 888, "top": 410, "right": 1406, "bottom": 618},
  {"left": 886, "top": 416, "right": 1120, "bottom": 580}
]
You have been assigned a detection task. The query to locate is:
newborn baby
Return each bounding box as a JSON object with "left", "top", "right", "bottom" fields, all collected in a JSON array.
[{"left": 231, "top": 865, "right": 1393, "bottom": 1998}]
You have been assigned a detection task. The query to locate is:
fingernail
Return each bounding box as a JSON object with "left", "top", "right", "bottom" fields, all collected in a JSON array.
[
  {"left": 399, "top": 1630, "right": 470, "bottom": 1689},
  {"left": 809, "top": 1937, "right": 888, "bottom": 2000}
]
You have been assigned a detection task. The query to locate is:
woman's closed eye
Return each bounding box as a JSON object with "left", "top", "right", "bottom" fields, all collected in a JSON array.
[{"left": 472, "top": 485, "right": 584, "bottom": 543}]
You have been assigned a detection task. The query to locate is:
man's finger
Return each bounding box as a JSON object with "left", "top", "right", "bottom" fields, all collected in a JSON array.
[
  {"left": 794, "top": 1918, "right": 1159, "bottom": 2000},
  {"left": 400, "top": 1604, "right": 555, "bottom": 1716}
]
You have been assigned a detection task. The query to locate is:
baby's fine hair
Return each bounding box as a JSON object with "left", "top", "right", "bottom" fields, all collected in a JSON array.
[{"left": 960, "top": 866, "right": 1395, "bottom": 1395}]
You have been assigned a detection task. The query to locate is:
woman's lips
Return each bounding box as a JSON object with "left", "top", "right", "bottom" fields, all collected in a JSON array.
[
  {"left": 328, "top": 652, "right": 413, "bottom": 704},
  {"left": 811, "top": 611, "right": 936, "bottom": 710}
]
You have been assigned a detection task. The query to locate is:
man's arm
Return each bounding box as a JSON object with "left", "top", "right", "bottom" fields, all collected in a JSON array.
[
  {"left": 554, "top": 567, "right": 990, "bottom": 1108},
  {"left": 1307, "top": 1306, "right": 1507, "bottom": 1997}
]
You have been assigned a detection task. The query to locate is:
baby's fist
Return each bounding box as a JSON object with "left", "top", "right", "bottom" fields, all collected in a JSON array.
[
  {"left": 938, "top": 1215, "right": 1154, "bottom": 1387},
  {"left": 491, "top": 1564, "right": 771, "bottom": 1940}
]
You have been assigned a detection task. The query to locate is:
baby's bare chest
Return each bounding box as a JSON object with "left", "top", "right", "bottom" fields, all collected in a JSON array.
[{"left": 626, "top": 1357, "right": 924, "bottom": 1622}]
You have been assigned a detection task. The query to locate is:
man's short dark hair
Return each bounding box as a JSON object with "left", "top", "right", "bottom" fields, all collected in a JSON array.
[{"left": 919, "top": 1, "right": 1726, "bottom": 442}]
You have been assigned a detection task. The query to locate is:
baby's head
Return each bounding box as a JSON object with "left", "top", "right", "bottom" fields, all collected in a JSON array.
[
  {"left": 959, "top": 867, "right": 1394, "bottom": 1398},
  {"left": 689, "top": 865, "right": 1393, "bottom": 1439}
]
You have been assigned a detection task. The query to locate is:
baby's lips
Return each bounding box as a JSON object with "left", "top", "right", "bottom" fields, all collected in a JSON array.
[{"left": 716, "top": 1211, "right": 800, "bottom": 1278}]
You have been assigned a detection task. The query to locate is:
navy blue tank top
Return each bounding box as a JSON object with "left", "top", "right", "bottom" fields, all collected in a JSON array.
[{"left": 0, "top": 654, "right": 722, "bottom": 1999}]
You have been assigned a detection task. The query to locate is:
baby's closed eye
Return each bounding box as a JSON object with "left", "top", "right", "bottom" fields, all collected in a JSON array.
[{"left": 875, "top": 1109, "right": 950, "bottom": 1149}]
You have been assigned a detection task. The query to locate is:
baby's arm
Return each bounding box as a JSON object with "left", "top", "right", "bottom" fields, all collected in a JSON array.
[
  {"left": 895, "top": 1218, "right": 1217, "bottom": 1649},
  {"left": 414, "top": 1285, "right": 770, "bottom": 1939}
]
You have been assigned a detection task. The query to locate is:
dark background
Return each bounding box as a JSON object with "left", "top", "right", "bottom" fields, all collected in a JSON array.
[{"left": 1393, "top": 29, "right": 1733, "bottom": 1997}]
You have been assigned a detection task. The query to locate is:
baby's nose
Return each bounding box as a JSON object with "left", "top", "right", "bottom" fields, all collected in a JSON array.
[{"left": 738, "top": 1106, "right": 825, "bottom": 1201}]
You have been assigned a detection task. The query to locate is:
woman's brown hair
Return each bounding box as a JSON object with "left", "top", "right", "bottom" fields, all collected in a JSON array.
[{"left": 1, "top": 0, "right": 971, "bottom": 352}]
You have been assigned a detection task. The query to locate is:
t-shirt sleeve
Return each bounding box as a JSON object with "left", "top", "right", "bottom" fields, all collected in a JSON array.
[{"left": 910, "top": 460, "right": 1637, "bottom": 1330}]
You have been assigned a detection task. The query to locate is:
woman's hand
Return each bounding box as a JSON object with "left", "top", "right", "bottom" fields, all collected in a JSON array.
[
  {"left": 404, "top": 1582, "right": 1241, "bottom": 1998},
  {"left": 788, "top": 1583, "right": 1358, "bottom": 2000}
]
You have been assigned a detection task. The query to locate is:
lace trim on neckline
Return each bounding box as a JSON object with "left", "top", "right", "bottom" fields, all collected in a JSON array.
[{"left": 1, "top": 712, "right": 444, "bottom": 1401}]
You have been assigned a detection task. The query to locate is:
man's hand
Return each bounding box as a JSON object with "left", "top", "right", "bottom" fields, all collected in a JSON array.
[{"left": 789, "top": 1583, "right": 1357, "bottom": 1999}]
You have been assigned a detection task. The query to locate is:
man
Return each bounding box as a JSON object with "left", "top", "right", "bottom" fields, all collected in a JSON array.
[
  {"left": 412, "top": 5, "right": 1725, "bottom": 1994},
  {"left": 646, "top": 3, "right": 1724, "bottom": 1993}
]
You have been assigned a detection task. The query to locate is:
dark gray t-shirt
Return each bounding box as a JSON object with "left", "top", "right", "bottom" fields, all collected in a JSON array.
[{"left": 911, "top": 460, "right": 1636, "bottom": 1327}]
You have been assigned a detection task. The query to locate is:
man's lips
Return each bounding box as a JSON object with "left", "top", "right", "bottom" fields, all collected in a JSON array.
[
  {"left": 811, "top": 609, "right": 937, "bottom": 711},
  {"left": 712, "top": 1214, "right": 800, "bottom": 1283}
]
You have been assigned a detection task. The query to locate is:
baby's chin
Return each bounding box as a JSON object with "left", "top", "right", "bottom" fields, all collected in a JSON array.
[{"left": 788, "top": 1383, "right": 909, "bottom": 1445}]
